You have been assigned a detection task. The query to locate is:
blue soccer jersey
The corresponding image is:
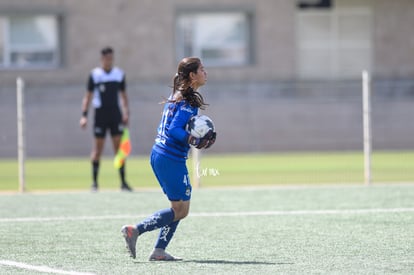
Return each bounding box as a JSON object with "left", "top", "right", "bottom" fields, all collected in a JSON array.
[{"left": 153, "top": 98, "right": 198, "bottom": 161}]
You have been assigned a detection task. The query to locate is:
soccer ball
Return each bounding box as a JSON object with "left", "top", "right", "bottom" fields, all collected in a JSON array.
[{"left": 186, "top": 115, "right": 215, "bottom": 138}]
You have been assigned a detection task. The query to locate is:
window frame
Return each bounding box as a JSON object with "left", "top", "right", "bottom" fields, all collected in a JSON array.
[
  {"left": 296, "top": 3, "right": 372, "bottom": 80},
  {"left": 175, "top": 7, "right": 255, "bottom": 67},
  {"left": 298, "top": 0, "right": 333, "bottom": 9},
  {"left": 0, "top": 11, "right": 63, "bottom": 70}
]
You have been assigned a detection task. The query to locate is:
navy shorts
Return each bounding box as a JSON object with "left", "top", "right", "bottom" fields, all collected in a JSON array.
[
  {"left": 150, "top": 150, "right": 192, "bottom": 201},
  {"left": 93, "top": 109, "right": 123, "bottom": 138}
]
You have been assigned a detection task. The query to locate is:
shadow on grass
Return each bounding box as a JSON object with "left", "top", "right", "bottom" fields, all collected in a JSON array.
[
  {"left": 184, "top": 260, "right": 293, "bottom": 265},
  {"left": 133, "top": 259, "right": 293, "bottom": 265}
]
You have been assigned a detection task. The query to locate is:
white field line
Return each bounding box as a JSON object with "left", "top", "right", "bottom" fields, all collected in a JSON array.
[
  {"left": 1, "top": 182, "right": 413, "bottom": 195},
  {"left": 0, "top": 260, "right": 95, "bottom": 275},
  {"left": 0, "top": 208, "right": 413, "bottom": 223}
]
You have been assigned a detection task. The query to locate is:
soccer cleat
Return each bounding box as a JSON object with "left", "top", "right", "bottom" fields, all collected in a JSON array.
[
  {"left": 121, "top": 225, "right": 139, "bottom": 259},
  {"left": 91, "top": 182, "right": 98, "bottom": 192},
  {"left": 149, "top": 248, "right": 183, "bottom": 261},
  {"left": 121, "top": 182, "right": 133, "bottom": 192}
]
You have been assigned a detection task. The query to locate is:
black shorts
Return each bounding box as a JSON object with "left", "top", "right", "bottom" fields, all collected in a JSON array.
[{"left": 93, "top": 109, "right": 123, "bottom": 138}]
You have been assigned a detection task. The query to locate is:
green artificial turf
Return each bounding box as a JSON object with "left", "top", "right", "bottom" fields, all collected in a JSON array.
[
  {"left": 0, "top": 151, "right": 413, "bottom": 191},
  {"left": 0, "top": 185, "right": 413, "bottom": 274}
]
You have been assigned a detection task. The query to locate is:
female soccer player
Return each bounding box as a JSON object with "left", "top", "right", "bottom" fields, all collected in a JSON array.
[{"left": 121, "top": 57, "right": 216, "bottom": 261}]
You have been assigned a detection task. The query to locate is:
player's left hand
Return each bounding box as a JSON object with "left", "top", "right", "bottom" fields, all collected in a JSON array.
[
  {"left": 122, "top": 113, "right": 129, "bottom": 126},
  {"left": 204, "top": 131, "right": 216, "bottom": 149},
  {"left": 188, "top": 130, "right": 216, "bottom": 149},
  {"left": 188, "top": 135, "right": 208, "bottom": 149}
]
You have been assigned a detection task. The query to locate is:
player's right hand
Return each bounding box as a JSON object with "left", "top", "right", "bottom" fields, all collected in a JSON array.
[{"left": 80, "top": 117, "right": 88, "bottom": 129}]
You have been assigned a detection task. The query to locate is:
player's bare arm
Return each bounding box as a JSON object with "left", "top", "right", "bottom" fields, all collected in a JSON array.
[
  {"left": 80, "top": 91, "right": 93, "bottom": 129},
  {"left": 120, "top": 91, "right": 129, "bottom": 126}
]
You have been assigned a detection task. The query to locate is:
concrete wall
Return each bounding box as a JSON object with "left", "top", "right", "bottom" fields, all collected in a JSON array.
[
  {"left": 0, "top": 0, "right": 414, "bottom": 84},
  {"left": 1, "top": 0, "right": 414, "bottom": 157},
  {"left": 0, "top": 0, "right": 295, "bottom": 86},
  {"left": 373, "top": 0, "right": 414, "bottom": 78},
  {"left": 1, "top": 80, "right": 413, "bottom": 158}
]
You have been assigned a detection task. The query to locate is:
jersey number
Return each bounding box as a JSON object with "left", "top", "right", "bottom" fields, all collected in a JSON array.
[{"left": 183, "top": 174, "right": 190, "bottom": 186}]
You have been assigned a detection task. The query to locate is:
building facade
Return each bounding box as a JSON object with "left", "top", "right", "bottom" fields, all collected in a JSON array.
[{"left": 0, "top": 0, "right": 413, "bottom": 157}]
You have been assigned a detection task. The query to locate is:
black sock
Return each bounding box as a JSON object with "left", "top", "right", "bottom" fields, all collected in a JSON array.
[
  {"left": 119, "top": 163, "right": 126, "bottom": 185},
  {"left": 92, "top": 160, "right": 100, "bottom": 185}
]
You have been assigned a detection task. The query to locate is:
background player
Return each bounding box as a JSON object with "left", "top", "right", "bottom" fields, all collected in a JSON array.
[
  {"left": 80, "top": 47, "right": 133, "bottom": 192},
  {"left": 121, "top": 57, "right": 216, "bottom": 261}
]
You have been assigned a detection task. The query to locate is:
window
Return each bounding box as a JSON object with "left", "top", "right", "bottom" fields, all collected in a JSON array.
[
  {"left": 298, "top": 0, "right": 332, "bottom": 9},
  {"left": 176, "top": 12, "right": 252, "bottom": 67},
  {"left": 0, "top": 14, "right": 60, "bottom": 68},
  {"left": 296, "top": 0, "right": 372, "bottom": 79}
]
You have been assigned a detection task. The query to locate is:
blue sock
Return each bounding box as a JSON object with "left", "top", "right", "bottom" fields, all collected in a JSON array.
[
  {"left": 154, "top": 220, "right": 180, "bottom": 249},
  {"left": 136, "top": 208, "right": 175, "bottom": 234}
]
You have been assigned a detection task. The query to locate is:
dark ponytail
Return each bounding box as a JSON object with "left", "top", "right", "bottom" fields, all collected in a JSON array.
[{"left": 170, "top": 57, "right": 208, "bottom": 109}]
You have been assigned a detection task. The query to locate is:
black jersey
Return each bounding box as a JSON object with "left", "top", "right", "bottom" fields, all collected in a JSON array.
[
  {"left": 87, "top": 66, "right": 126, "bottom": 137},
  {"left": 87, "top": 66, "right": 126, "bottom": 111}
]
